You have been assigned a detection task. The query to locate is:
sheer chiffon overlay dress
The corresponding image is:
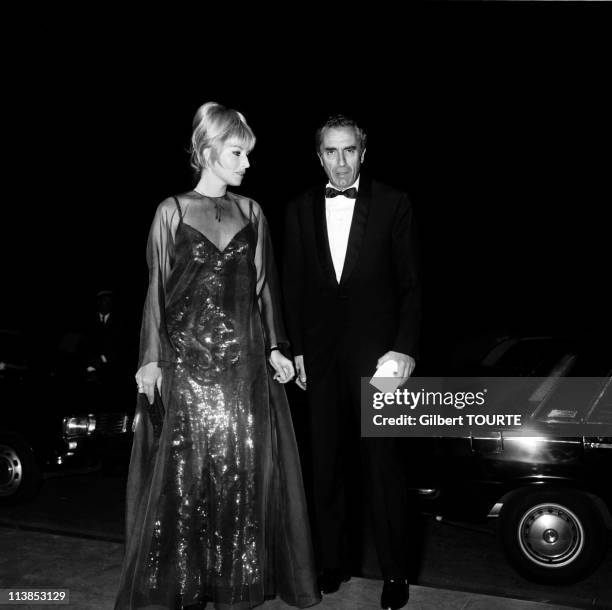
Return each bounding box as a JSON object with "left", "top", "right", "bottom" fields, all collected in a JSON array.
[{"left": 114, "top": 193, "right": 320, "bottom": 610}]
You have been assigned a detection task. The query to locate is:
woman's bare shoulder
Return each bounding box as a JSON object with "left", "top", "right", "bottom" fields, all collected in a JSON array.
[
  {"left": 174, "top": 190, "right": 201, "bottom": 203},
  {"left": 157, "top": 191, "right": 201, "bottom": 212}
]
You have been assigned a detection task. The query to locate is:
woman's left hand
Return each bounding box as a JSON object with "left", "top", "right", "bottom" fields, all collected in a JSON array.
[{"left": 269, "top": 350, "right": 295, "bottom": 384}]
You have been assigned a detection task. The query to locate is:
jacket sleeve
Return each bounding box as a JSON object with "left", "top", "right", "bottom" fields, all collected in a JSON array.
[
  {"left": 390, "top": 194, "right": 422, "bottom": 358},
  {"left": 281, "top": 199, "right": 305, "bottom": 355}
]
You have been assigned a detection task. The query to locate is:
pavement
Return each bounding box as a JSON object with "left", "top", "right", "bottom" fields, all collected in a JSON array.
[{"left": 0, "top": 526, "right": 590, "bottom": 610}]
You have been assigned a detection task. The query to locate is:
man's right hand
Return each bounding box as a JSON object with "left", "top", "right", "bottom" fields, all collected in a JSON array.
[
  {"left": 135, "top": 362, "right": 162, "bottom": 405},
  {"left": 294, "top": 355, "right": 307, "bottom": 390}
]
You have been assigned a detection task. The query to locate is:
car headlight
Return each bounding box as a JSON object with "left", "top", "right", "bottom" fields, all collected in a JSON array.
[{"left": 63, "top": 414, "right": 96, "bottom": 436}]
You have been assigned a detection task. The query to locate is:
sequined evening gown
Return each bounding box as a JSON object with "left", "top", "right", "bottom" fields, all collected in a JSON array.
[{"left": 114, "top": 193, "right": 320, "bottom": 610}]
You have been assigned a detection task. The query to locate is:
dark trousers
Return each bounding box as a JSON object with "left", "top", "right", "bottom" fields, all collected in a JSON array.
[{"left": 306, "top": 362, "right": 411, "bottom": 579}]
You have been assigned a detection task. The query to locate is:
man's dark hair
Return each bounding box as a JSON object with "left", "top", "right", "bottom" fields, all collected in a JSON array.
[{"left": 315, "top": 114, "right": 367, "bottom": 153}]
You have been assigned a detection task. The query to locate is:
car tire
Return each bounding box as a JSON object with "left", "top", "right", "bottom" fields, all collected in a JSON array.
[
  {"left": 0, "top": 434, "right": 42, "bottom": 504},
  {"left": 499, "top": 489, "right": 607, "bottom": 584}
]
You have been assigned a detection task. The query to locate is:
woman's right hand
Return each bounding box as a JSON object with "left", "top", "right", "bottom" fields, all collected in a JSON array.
[{"left": 135, "top": 362, "right": 162, "bottom": 405}]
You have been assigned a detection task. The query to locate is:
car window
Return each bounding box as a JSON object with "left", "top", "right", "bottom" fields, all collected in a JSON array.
[
  {"left": 484, "top": 338, "right": 569, "bottom": 376},
  {"left": 530, "top": 349, "right": 612, "bottom": 424},
  {"left": 586, "top": 378, "right": 612, "bottom": 425}
]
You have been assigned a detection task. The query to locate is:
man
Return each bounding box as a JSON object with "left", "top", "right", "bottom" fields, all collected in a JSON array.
[
  {"left": 283, "top": 115, "right": 421, "bottom": 610},
  {"left": 86, "top": 290, "right": 116, "bottom": 379}
]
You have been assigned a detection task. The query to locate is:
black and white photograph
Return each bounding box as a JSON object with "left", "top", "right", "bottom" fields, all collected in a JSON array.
[{"left": 1, "top": 3, "right": 611, "bottom": 609}]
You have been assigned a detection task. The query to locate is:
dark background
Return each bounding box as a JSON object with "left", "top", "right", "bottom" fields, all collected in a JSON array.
[{"left": 3, "top": 4, "right": 611, "bottom": 370}]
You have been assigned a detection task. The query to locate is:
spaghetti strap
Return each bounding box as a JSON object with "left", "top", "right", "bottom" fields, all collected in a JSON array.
[
  {"left": 172, "top": 195, "right": 183, "bottom": 222},
  {"left": 249, "top": 198, "right": 255, "bottom": 224}
]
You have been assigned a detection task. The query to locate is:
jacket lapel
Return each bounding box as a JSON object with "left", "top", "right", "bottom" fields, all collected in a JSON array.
[
  {"left": 339, "top": 175, "right": 371, "bottom": 286},
  {"left": 312, "top": 187, "right": 339, "bottom": 288}
]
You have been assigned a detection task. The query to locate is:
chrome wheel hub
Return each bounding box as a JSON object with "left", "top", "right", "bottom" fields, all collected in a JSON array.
[
  {"left": 518, "top": 502, "right": 583, "bottom": 568},
  {"left": 0, "top": 444, "right": 22, "bottom": 497}
]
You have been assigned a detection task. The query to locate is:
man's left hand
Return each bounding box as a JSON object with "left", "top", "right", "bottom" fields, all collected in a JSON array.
[{"left": 376, "top": 351, "right": 415, "bottom": 385}]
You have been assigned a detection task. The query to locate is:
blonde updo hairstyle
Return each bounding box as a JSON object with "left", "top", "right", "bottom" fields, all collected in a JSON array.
[{"left": 190, "top": 102, "right": 256, "bottom": 174}]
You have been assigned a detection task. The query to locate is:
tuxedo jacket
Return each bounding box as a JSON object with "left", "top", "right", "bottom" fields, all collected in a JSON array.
[{"left": 282, "top": 174, "right": 421, "bottom": 378}]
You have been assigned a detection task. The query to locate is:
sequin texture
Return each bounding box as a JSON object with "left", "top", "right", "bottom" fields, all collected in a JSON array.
[{"left": 144, "top": 223, "right": 261, "bottom": 601}]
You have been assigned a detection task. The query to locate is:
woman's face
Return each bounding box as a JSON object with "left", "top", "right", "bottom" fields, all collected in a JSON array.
[{"left": 207, "top": 137, "right": 251, "bottom": 187}]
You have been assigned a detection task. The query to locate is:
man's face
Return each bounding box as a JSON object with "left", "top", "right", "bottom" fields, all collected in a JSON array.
[
  {"left": 97, "top": 295, "right": 112, "bottom": 315},
  {"left": 318, "top": 126, "right": 365, "bottom": 189}
]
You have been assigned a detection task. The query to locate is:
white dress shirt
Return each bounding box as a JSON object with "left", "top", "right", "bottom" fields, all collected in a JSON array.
[{"left": 325, "top": 177, "right": 360, "bottom": 282}]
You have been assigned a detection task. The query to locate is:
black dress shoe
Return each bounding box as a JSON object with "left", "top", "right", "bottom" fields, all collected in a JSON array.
[
  {"left": 380, "top": 578, "right": 409, "bottom": 610},
  {"left": 317, "top": 569, "right": 351, "bottom": 594}
]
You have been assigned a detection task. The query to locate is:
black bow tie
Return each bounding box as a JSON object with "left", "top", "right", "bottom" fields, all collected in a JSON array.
[{"left": 325, "top": 186, "right": 357, "bottom": 199}]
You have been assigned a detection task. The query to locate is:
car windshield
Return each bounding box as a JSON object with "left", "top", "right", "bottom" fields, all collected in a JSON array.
[
  {"left": 529, "top": 350, "right": 612, "bottom": 424},
  {"left": 585, "top": 379, "right": 612, "bottom": 424}
]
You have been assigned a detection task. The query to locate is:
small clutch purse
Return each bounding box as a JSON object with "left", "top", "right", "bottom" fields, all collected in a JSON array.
[{"left": 138, "top": 388, "right": 165, "bottom": 439}]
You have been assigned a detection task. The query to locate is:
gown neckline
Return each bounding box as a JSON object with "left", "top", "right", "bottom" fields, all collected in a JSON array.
[{"left": 180, "top": 220, "right": 251, "bottom": 255}]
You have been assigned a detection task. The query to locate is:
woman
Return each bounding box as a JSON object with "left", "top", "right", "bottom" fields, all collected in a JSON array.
[{"left": 115, "top": 103, "right": 320, "bottom": 609}]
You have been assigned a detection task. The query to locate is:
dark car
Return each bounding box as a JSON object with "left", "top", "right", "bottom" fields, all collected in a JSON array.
[
  {"left": 410, "top": 334, "right": 612, "bottom": 584},
  {"left": 0, "top": 329, "right": 134, "bottom": 504}
]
